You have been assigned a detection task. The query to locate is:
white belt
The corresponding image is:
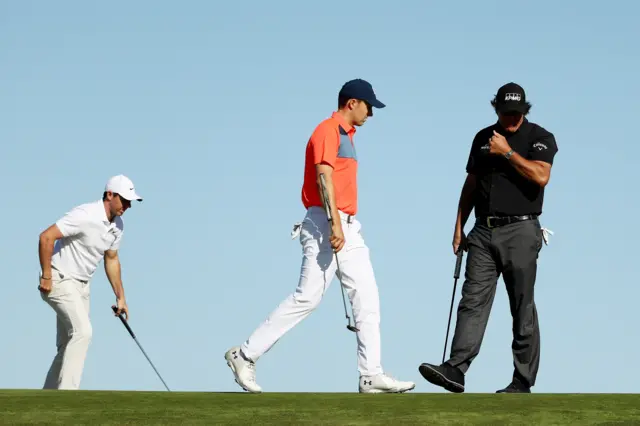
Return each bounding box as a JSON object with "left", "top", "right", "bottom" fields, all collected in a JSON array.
[{"left": 290, "top": 207, "right": 355, "bottom": 239}]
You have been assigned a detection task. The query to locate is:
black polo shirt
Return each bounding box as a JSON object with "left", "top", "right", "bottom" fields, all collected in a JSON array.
[{"left": 465, "top": 118, "right": 558, "bottom": 217}]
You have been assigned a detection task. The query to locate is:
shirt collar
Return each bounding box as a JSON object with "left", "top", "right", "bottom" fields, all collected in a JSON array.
[
  {"left": 495, "top": 117, "right": 530, "bottom": 135},
  {"left": 331, "top": 111, "right": 356, "bottom": 134}
]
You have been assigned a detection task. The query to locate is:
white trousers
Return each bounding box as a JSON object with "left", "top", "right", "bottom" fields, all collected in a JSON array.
[
  {"left": 40, "top": 268, "right": 93, "bottom": 390},
  {"left": 241, "top": 206, "right": 383, "bottom": 376}
]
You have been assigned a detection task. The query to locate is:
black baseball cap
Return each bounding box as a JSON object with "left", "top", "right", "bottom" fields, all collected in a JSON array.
[
  {"left": 495, "top": 82, "right": 527, "bottom": 113},
  {"left": 339, "top": 79, "right": 385, "bottom": 108}
]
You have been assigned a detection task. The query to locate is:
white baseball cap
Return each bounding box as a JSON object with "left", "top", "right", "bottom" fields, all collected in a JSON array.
[{"left": 104, "top": 174, "right": 143, "bottom": 202}]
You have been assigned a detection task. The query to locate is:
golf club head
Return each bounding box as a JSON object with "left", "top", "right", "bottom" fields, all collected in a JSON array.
[{"left": 347, "top": 325, "right": 359, "bottom": 332}]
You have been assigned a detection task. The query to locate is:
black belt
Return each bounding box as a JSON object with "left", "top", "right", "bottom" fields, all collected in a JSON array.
[
  {"left": 481, "top": 214, "right": 537, "bottom": 228},
  {"left": 337, "top": 210, "right": 354, "bottom": 223}
]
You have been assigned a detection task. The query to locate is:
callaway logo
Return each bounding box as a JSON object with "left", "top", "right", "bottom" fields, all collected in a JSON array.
[
  {"left": 533, "top": 142, "right": 547, "bottom": 151},
  {"left": 505, "top": 93, "right": 521, "bottom": 101}
]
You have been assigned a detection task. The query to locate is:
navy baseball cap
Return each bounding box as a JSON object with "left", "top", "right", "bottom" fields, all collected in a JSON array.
[
  {"left": 495, "top": 82, "right": 527, "bottom": 113},
  {"left": 339, "top": 79, "right": 385, "bottom": 108}
]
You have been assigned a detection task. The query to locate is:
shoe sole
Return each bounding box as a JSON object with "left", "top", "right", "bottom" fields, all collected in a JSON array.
[
  {"left": 418, "top": 364, "right": 464, "bottom": 393},
  {"left": 359, "top": 383, "right": 416, "bottom": 394},
  {"left": 224, "top": 352, "right": 262, "bottom": 394}
]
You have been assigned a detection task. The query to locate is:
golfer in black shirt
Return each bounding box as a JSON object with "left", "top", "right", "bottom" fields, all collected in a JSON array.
[{"left": 419, "top": 82, "right": 558, "bottom": 393}]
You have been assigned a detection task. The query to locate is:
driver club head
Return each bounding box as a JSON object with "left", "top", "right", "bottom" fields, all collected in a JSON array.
[{"left": 347, "top": 325, "right": 359, "bottom": 332}]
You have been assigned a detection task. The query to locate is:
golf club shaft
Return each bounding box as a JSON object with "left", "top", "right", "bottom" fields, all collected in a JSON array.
[
  {"left": 131, "top": 337, "right": 171, "bottom": 392},
  {"left": 333, "top": 252, "right": 351, "bottom": 321},
  {"left": 112, "top": 306, "right": 171, "bottom": 391},
  {"left": 318, "top": 173, "right": 358, "bottom": 332},
  {"left": 442, "top": 249, "right": 464, "bottom": 364}
]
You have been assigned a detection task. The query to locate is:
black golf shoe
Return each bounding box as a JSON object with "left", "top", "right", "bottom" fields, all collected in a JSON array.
[
  {"left": 496, "top": 379, "right": 531, "bottom": 393},
  {"left": 418, "top": 362, "right": 465, "bottom": 393}
]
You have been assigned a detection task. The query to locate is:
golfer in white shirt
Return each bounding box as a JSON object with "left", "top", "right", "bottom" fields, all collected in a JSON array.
[{"left": 37, "top": 175, "right": 142, "bottom": 390}]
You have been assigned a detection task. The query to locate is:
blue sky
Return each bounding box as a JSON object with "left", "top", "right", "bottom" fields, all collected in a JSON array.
[{"left": 2, "top": 0, "right": 638, "bottom": 394}]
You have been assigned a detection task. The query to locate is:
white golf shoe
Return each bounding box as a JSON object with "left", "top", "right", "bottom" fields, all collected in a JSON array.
[
  {"left": 359, "top": 373, "right": 416, "bottom": 393},
  {"left": 224, "top": 346, "right": 262, "bottom": 393}
]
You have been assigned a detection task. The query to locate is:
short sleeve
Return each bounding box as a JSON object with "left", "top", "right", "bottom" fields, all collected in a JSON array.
[
  {"left": 528, "top": 128, "right": 558, "bottom": 165},
  {"left": 110, "top": 231, "right": 123, "bottom": 250},
  {"left": 55, "top": 207, "right": 89, "bottom": 238},
  {"left": 311, "top": 124, "right": 340, "bottom": 168},
  {"left": 109, "top": 219, "right": 124, "bottom": 250},
  {"left": 465, "top": 149, "right": 476, "bottom": 174},
  {"left": 465, "top": 132, "right": 483, "bottom": 174}
]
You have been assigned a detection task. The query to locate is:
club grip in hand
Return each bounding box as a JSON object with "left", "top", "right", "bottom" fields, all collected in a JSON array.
[
  {"left": 454, "top": 249, "right": 464, "bottom": 279},
  {"left": 112, "top": 306, "right": 135, "bottom": 338}
]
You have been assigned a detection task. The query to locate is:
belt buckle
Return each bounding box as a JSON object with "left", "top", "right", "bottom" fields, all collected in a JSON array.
[{"left": 486, "top": 216, "right": 493, "bottom": 228}]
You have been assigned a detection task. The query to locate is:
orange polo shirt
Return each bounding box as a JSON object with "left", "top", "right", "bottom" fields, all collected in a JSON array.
[{"left": 301, "top": 111, "right": 358, "bottom": 215}]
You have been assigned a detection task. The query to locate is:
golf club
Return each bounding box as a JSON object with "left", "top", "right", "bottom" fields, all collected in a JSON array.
[
  {"left": 111, "top": 306, "right": 171, "bottom": 391},
  {"left": 442, "top": 248, "right": 464, "bottom": 364},
  {"left": 318, "top": 172, "right": 359, "bottom": 333}
]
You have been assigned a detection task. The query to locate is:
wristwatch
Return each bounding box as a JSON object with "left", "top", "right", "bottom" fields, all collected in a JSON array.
[{"left": 504, "top": 149, "right": 514, "bottom": 160}]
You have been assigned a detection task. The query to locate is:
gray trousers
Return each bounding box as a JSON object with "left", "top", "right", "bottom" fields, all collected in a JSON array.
[{"left": 447, "top": 217, "right": 544, "bottom": 388}]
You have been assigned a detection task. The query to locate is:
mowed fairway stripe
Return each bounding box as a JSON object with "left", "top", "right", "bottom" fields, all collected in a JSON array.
[{"left": 0, "top": 391, "right": 639, "bottom": 425}]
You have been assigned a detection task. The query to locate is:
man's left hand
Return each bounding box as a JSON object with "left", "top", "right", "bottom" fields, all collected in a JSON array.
[
  {"left": 113, "top": 298, "right": 129, "bottom": 320},
  {"left": 489, "top": 130, "right": 511, "bottom": 156}
]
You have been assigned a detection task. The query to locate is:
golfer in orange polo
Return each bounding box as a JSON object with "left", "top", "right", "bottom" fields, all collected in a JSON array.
[{"left": 224, "top": 79, "right": 415, "bottom": 394}]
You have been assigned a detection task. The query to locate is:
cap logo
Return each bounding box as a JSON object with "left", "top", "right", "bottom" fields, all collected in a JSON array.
[{"left": 505, "top": 93, "right": 522, "bottom": 102}]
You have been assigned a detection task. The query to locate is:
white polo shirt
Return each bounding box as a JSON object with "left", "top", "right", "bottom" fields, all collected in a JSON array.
[{"left": 50, "top": 200, "right": 124, "bottom": 282}]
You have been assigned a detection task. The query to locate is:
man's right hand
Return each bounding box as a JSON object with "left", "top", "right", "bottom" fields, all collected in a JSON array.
[
  {"left": 38, "top": 276, "right": 52, "bottom": 293},
  {"left": 452, "top": 228, "right": 468, "bottom": 254},
  {"left": 330, "top": 222, "right": 345, "bottom": 252}
]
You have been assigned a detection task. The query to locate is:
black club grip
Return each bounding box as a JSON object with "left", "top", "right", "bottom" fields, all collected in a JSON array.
[
  {"left": 112, "top": 306, "right": 135, "bottom": 338},
  {"left": 454, "top": 249, "right": 464, "bottom": 279}
]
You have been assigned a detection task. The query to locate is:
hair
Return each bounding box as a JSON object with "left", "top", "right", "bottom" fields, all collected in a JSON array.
[
  {"left": 490, "top": 96, "right": 532, "bottom": 116},
  {"left": 338, "top": 94, "right": 350, "bottom": 109},
  {"left": 103, "top": 191, "right": 122, "bottom": 201}
]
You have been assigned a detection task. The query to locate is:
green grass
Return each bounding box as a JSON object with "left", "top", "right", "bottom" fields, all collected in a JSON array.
[{"left": 0, "top": 390, "right": 638, "bottom": 425}]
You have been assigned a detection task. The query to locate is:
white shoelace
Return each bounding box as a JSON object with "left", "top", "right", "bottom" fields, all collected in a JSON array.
[
  {"left": 381, "top": 372, "right": 400, "bottom": 382},
  {"left": 245, "top": 361, "right": 257, "bottom": 382}
]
